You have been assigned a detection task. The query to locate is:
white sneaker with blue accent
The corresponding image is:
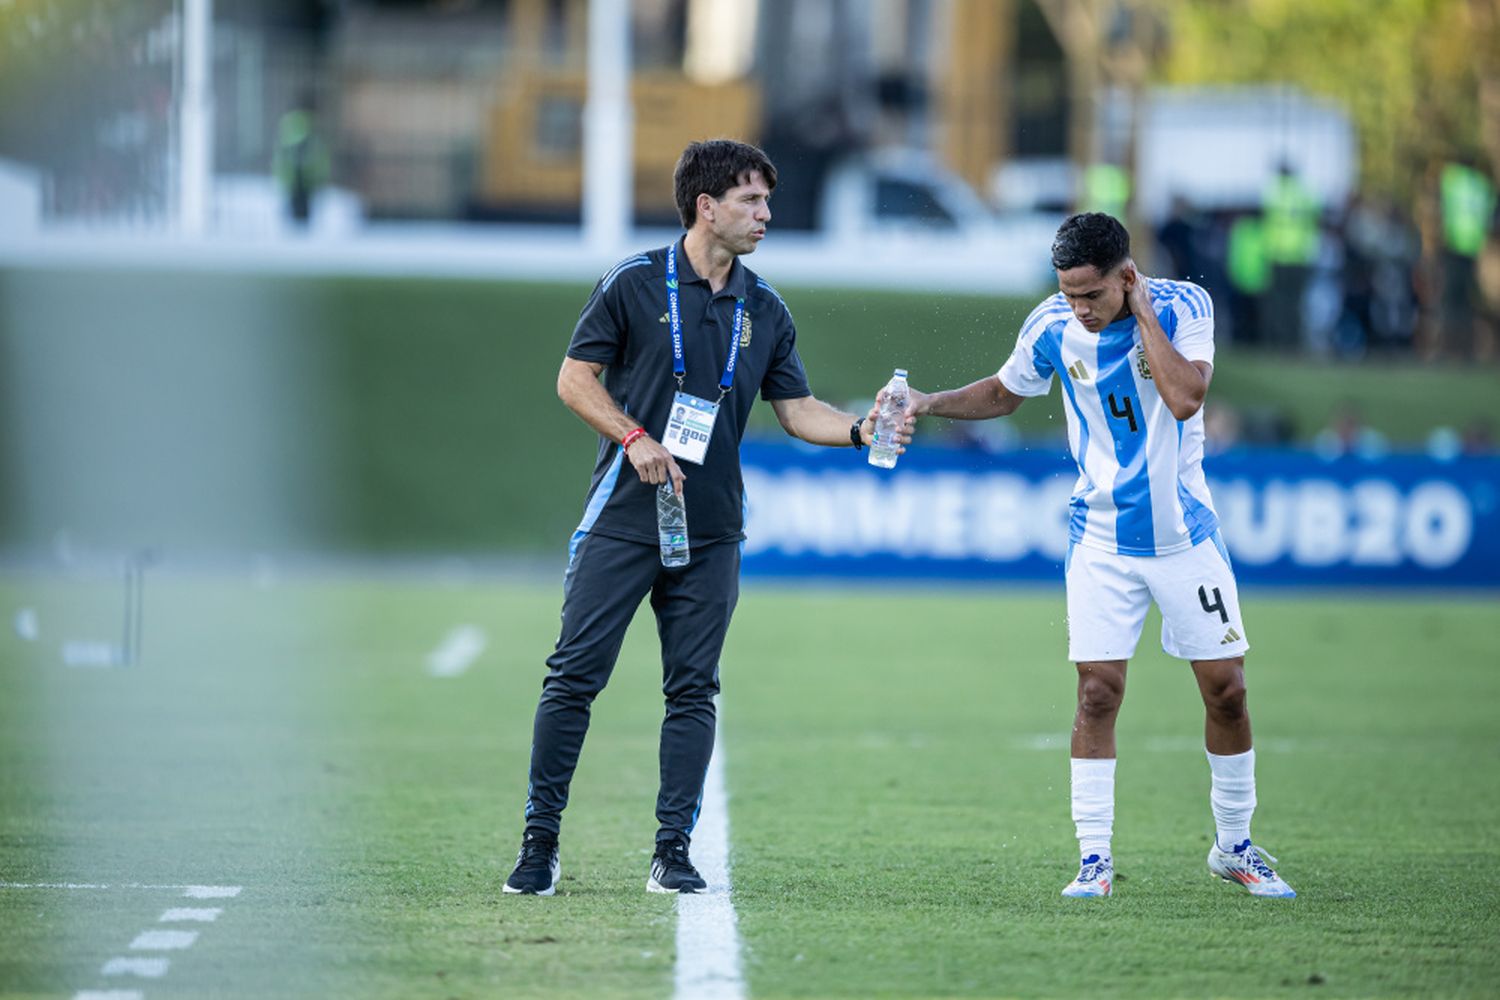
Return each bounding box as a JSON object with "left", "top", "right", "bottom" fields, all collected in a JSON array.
[
  {"left": 1207, "top": 838, "right": 1296, "bottom": 897},
  {"left": 1061, "top": 853, "right": 1113, "bottom": 898}
]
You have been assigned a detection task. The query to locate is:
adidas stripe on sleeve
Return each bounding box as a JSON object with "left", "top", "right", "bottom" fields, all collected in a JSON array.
[{"left": 999, "top": 293, "right": 1072, "bottom": 398}]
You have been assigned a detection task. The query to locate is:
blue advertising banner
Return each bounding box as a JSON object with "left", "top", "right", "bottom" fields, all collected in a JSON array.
[{"left": 739, "top": 441, "right": 1500, "bottom": 587}]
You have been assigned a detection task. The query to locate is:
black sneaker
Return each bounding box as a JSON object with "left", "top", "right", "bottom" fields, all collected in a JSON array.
[
  {"left": 647, "top": 837, "right": 707, "bottom": 894},
  {"left": 503, "top": 833, "right": 560, "bottom": 896}
]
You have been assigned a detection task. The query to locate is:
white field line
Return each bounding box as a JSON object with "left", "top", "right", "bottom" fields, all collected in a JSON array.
[
  {"left": 61, "top": 640, "right": 123, "bottom": 668},
  {"left": 0, "top": 883, "right": 241, "bottom": 897},
  {"left": 100, "top": 957, "right": 169, "bottom": 978},
  {"left": 1142, "top": 736, "right": 1302, "bottom": 753},
  {"left": 1011, "top": 735, "right": 1303, "bottom": 753},
  {"left": 13, "top": 882, "right": 242, "bottom": 998},
  {"left": 160, "top": 907, "right": 221, "bottom": 922},
  {"left": 426, "top": 625, "right": 487, "bottom": 677},
  {"left": 129, "top": 929, "right": 199, "bottom": 950},
  {"left": 181, "top": 884, "right": 242, "bottom": 899},
  {"left": 673, "top": 721, "right": 745, "bottom": 1000},
  {"left": 14, "top": 607, "right": 39, "bottom": 640}
]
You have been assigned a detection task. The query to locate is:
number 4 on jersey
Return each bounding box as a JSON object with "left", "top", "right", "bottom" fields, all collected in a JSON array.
[{"left": 1107, "top": 392, "right": 1138, "bottom": 433}]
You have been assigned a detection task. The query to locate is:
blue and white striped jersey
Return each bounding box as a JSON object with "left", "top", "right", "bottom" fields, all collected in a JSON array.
[{"left": 998, "top": 279, "right": 1219, "bottom": 557}]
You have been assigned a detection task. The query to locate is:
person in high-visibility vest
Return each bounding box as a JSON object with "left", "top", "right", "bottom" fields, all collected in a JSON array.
[
  {"left": 273, "top": 92, "right": 331, "bottom": 228},
  {"left": 1082, "top": 163, "right": 1131, "bottom": 220},
  {"left": 1226, "top": 214, "right": 1271, "bottom": 345},
  {"left": 1438, "top": 159, "right": 1497, "bottom": 356},
  {"left": 1260, "top": 163, "right": 1321, "bottom": 350}
]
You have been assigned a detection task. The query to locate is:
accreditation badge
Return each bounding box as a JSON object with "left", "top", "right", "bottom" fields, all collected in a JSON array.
[{"left": 662, "top": 391, "right": 719, "bottom": 465}]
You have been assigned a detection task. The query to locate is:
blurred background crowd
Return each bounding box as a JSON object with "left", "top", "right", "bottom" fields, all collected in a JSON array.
[
  {"left": 3, "top": 1, "right": 1496, "bottom": 352},
  {"left": 0, "top": 0, "right": 1496, "bottom": 561}
]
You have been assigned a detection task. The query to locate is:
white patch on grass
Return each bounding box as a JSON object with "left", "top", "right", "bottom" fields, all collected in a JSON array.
[
  {"left": 61, "top": 640, "right": 121, "bottom": 667},
  {"left": 1143, "top": 736, "right": 1301, "bottom": 753},
  {"left": 14, "top": 607, "right": 39, "bottom": 641},
  {"left": 0, "top": 881, "right": 240, "bottom": 899},
  {"left": 129, "top": 929, "right": 198, "bottom": 950},
  {"left": 160, "top": 907, "right": 221, "bottom": 922},
  {"left": 673, "top": 718, "right": 745, "bottom": 1000},
  {"left": 181, "top": 885, "right": 242, "bottom": 898},
  {"left": 426, "top": 625, "right": 487, "bottom": 677},
  {"left": 4, "top": 880, "right": 240, "bottom": 996},
  {"left": 100, "top": 957, "right": 169, "bottom": 978},
  {"left": 0, "top": 883, "right": 242, "bottom": 896},
  {"left": 0, "top": 882, "right": 111, "bottom": 889}
]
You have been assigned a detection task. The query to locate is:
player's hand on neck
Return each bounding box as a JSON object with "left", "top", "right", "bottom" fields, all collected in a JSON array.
[{"left": 1121, "top": 260, "right": 1153, "bottom": 321}]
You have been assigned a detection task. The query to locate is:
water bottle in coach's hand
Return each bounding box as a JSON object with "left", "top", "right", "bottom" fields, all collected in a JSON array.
[
  {"left": 656, "top": 482, "right": 690, "bottom": 567},
  {"left": 868, "top": 368, "right": 909, "bottom": 469}
]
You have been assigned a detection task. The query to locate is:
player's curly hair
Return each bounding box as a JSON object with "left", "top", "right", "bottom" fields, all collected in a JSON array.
[
  {"left": 674, "top": 139, "right": 777, "bottom": 229},
  {"left": 1051, "top": 212, "right": 1131, "bottom": 273}
]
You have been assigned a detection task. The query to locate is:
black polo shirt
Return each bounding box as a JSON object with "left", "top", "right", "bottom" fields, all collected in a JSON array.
[{"left": 565, "top": 236, "right": 812, "bottom": 547}]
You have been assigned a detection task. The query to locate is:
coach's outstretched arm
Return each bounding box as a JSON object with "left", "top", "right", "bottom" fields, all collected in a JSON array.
[
  {"left": 905, "top": 374, "right": 1026, "bottom": 421},
  {"left": 1123, "top": 263, "right": 1213, "bottom": 421},
  {"left": 770, "top": 394, "right": 912, "bottom": 450}
]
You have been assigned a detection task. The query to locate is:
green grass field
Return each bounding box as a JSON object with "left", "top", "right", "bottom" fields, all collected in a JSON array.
[{"left": 1, "top": 569, "right": 1497, "bottom": 998}]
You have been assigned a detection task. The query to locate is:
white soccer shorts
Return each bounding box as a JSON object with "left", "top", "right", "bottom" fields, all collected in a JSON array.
[{"left": 1064, "top": 533, "right": 1250, "bottom": 662}]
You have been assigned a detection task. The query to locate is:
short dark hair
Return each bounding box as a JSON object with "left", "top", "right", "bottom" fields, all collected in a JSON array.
[
  {"left": 1050, "top": 212, "right": 1131, "bottom": 273},
  {"left": 673, "top": 139, "right": 777, "bottom": 228}
]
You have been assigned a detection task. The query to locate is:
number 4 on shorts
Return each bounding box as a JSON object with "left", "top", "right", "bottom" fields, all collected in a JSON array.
[{"left": 1198, "top": 585, "right": 1228, "bottom": 623}]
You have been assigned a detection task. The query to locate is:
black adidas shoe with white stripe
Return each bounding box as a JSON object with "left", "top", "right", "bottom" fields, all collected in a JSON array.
[
  {"left": 647, "top": 837, "right": 706, "bottom": 894},
  {"left": 503, "top": 833, "right": 560, "bottom": 896}
]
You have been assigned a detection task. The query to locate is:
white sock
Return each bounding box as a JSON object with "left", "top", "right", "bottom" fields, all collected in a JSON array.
[
  {"left": 1206, "top": 748, "right": 1257, "bottom": 851},
  {"left": 1071, "top": 757, "right": 1116, "bottom": 859}
]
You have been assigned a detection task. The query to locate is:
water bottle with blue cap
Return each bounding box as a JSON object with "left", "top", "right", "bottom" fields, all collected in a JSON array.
[{"left": 869, "top": 368, "right": 909, "bottom": 469}]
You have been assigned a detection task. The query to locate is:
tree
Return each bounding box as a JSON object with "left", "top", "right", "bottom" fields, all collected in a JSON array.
[{"left": 1160, "top": 0, "right": 1490, "bottom": 203}]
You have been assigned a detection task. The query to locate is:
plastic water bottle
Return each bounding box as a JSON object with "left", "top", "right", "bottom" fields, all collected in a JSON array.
[
  {"left": 656, "top": 482, "right": 690, "bottom": 567},
  {"left": 868, "top": 368, "right": 909, "bottom": 469}
]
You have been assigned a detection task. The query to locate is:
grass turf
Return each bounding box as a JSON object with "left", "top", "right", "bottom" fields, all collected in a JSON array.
[
  {"left": 726, "top": 588, "right": 1500, "bottom": 998},
  {"left": 0, "top": 570, "right": 1496, "bottom": 998}
]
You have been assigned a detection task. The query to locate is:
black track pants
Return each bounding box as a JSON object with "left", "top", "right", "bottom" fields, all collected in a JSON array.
[{"left": 522, "top": 532, "right": 740, "bottom": 844}]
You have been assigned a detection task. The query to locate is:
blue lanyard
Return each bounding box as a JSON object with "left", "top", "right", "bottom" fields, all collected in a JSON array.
[{"left": 667, "top": 242, "right": 744, "bottom": 400}]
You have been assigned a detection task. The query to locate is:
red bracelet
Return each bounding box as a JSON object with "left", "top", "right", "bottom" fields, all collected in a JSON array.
[{"left": 621, "top": 427, "right": 647, "bottom": 451}]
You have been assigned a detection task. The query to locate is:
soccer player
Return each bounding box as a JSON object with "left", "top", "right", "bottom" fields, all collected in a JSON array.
[
  {"left": 901, "top": 213, "right": 1294, "bottom": 898},
  {"left": 503, "top": 140, "right": 913, "bottom": 896}
]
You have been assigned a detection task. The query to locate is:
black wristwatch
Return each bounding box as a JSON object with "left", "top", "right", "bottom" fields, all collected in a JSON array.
[{"left": 850, "top": 418, "right": 865, "bottom": 450}]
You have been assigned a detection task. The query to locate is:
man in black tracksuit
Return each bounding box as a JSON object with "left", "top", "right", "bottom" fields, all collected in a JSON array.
[{"left": 504, "top": 140, "right": 911, "bottom": 895}]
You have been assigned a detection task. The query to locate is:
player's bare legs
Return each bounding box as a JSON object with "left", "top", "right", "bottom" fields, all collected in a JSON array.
[
  {"left": 1063, "top": 659, "right": 1127, "bottom": 897},
  {"left": 1190, "top": 656, "right": 1251, "bottom": 754},
  {"left": 1071, "top": 659, "right": 1127, "bottom": 757},
  {"left": 1191, "top": 655, "right": 1294, "bottom": 896}
]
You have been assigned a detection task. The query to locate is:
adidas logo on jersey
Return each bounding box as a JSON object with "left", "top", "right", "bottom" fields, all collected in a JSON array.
[
  {"left": 659, "top": 312, "right": 670, "bottom": 323},
  {"left": 1221, "top": 627, "right": 1242, "bottom": 645},
  {"left": 1066, "top": 360, "right": 1091, "bottom": 381}
]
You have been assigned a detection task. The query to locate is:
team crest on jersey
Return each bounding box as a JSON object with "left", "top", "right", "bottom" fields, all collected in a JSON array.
[
  {"left": 739, "top": 314, "right": 753, "bottom": 348},
  {"left": 1136, "top": 346, "right": 1153, "bottom": 380}
]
